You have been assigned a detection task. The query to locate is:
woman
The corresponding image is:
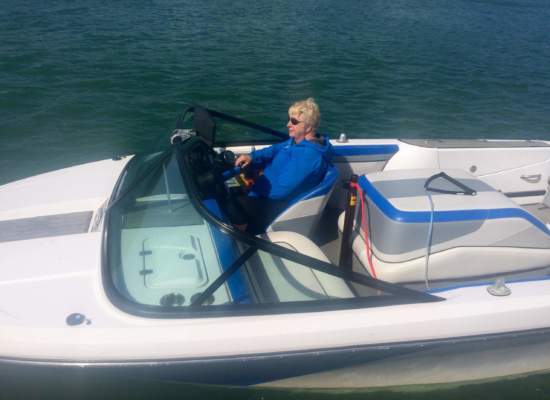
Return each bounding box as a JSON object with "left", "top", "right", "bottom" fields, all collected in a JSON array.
[{"left": 232, "top": 98, "right": 333, "bottom": 234}]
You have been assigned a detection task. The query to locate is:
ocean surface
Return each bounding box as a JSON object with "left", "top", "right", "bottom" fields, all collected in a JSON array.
[
  {"left": 1, "top": 0, "right": 550, "bottom": 184},
  {"left": 1, "top": 0, "right": 550, "bottom": 398}
]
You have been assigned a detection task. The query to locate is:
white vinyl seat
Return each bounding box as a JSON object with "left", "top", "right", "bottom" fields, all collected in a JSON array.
[
  {"left": 257, "top": 231, "right": 354, "bottom": 300},
  {"left": 267, "top": 165, "right": 339, "bottom": 237},
  {"left": 339, "top": 169, "right": 550, "bottom": 283}
]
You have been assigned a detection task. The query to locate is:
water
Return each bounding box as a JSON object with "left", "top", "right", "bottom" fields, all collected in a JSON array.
[
  {"left": 2, "top": 368, "right": 550, "bottom": 399},
  {"left": 1, "top": 0, "right": 550, "bottom": 184},
  {"left": 1, "top": 0, "right": 550, "bottom": 397}
]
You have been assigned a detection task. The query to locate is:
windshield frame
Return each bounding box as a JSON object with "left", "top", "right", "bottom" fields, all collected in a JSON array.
[{"left": 101, "top": 117, "right": 442, "bottom": 319}]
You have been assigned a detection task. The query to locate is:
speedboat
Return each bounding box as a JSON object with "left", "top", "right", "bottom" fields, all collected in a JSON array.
[{"left": 2, "top": 106, "right": 550, "bottom": 388}]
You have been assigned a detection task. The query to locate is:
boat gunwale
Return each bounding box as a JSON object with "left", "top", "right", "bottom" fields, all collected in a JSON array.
[{"left": 2, "top": 325, "right": 550, "bottom": 368}]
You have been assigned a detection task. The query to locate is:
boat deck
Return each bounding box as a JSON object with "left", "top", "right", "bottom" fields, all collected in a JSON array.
[{"left": 524, "top": 203, "right": 550, "bottom": 225}]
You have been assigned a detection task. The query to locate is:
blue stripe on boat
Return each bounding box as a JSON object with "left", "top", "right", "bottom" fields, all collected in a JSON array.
[
  {"left": 332, "top": 144, "right": 399, "bottom": 157},
  {"left": 202, "top": 199, "right": 251, "bottom": 303},
  {"left": 358, "top": 175, "right": 550, "bottom": 235}
]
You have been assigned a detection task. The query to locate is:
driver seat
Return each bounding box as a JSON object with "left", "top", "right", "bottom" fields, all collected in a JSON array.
[{"left": 266, "top": 164, "right": 339, "bottom": 237}]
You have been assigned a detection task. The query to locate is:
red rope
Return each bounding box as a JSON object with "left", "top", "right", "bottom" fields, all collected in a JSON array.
[{"left": 350, "top": 182, "right": 377, "bottom": 278}]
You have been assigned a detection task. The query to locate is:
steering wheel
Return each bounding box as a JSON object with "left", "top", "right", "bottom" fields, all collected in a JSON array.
[{"left": 192, "top": 146, "right": 235, "bottom": 197}]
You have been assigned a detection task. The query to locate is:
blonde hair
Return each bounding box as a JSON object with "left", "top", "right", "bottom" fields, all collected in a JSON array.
[{"left": 289, "top": 98, "right": 320, "bottom": 130}]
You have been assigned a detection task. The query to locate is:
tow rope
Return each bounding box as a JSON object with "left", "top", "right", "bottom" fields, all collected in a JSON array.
[{"left": 349, "top": 181, "right": 377, "bottom": 279}]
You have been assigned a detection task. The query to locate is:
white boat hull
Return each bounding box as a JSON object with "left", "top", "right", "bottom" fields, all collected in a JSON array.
[{"left": 1, "top": 137, "right": 550, "bottom": 388}]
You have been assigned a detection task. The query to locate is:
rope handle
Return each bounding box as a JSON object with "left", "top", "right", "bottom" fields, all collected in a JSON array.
[{"left": 349, "top": 181, "right": 377, "bottom": 278}]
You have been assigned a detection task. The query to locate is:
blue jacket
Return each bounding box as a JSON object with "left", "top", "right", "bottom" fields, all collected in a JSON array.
[{"left": 249, "top": 134, "right": 333, "bottom": 201}]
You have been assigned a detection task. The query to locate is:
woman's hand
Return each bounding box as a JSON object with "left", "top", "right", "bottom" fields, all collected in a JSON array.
[{"left": 235, "top": 154, "right": 252, "bottom": 168}]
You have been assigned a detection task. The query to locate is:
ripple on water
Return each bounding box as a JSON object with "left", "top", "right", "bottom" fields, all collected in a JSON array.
[{"left": 1, "top": 0, "right": 550, "bottom": 183}]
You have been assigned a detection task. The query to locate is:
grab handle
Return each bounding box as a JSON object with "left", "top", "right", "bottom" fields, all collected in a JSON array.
[
  {"left": 520, "top": 174, "right": 541, "bottom": 183},
  {"left": 424, "top": 172, "right": 477, "bottom": 196}
]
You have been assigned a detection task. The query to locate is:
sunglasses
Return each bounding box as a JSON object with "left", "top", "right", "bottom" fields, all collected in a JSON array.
[{"left": 289, "top": 117, "right": 303, "bottom": 126}]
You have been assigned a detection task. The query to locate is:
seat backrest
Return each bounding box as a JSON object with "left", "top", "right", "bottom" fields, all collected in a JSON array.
[{"left": 267, "top": 165, "right": 339, "bottom": 237}]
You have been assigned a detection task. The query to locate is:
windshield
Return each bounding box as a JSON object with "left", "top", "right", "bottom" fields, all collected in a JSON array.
[{"left": 104, "top": 130, "right": 439, "bottom": 317}]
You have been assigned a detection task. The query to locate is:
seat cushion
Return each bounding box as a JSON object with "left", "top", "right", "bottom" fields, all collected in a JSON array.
[
  {"left": 338, "top": 170, "right": 550, "bottom": 283},
  {"left": 257, "top": 231, "right": 354, "bottom": 300},
  {"left": 267, "top": 165, "right": 339, "bottom": 237}
]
